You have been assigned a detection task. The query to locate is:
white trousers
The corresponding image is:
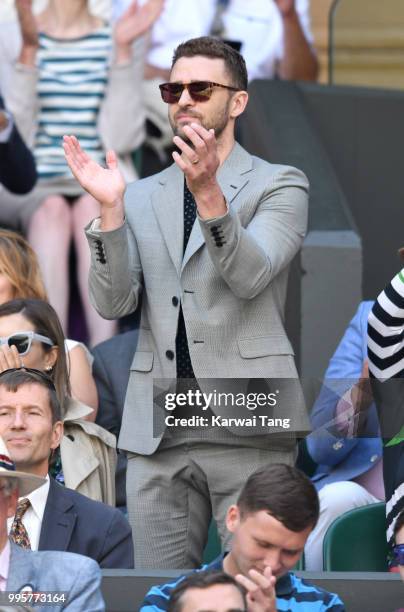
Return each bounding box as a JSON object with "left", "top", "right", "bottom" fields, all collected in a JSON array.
[{"left": 304, "top": 481, "right": 380, "bottom": 571}]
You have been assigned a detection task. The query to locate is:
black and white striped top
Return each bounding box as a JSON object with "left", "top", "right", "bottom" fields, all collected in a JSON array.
[
  {"left": 34, "top": 26, "right": 112, "bottom": 180},
  {"left": 368, "top": 268, "right": 404, "bottom": 551},
  {"left": 368, "top": 268, "right": 404, "bottom": 379}
]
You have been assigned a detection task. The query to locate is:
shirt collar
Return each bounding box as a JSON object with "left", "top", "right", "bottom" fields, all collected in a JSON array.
[
  {"left": 22, "top": 474, "right": 50, "bottom": 522},
  {"left": 0, "top": 540, "right": 10, "bottom": 582}
]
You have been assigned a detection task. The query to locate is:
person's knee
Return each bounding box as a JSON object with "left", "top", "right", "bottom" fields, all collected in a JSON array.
[
  {"left": 319, "top": 481, "right": 372, "bottom": 519},
  {"left": 72, "top": 194, "right": 100, "bottom": 227},
  {"left": 32, "top": 194, "right": 71, "bottom": 227}
]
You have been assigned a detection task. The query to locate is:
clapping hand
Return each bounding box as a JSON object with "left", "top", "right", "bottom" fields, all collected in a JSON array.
[
  {"left": 114, "top": 0, "right": 164, "bottom": 48},
  {"left": 63, "top": 135, "right": 126, "bottom": 209}
]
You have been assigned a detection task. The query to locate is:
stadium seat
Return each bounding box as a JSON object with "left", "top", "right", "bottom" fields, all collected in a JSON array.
[{"left": 323, "top": 502, "right": 388, "bottom": 571}]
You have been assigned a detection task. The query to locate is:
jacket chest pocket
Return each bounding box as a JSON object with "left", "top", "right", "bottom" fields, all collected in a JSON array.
[
  {"left": 130, "top": 351, "right": 154, "bottom": 372},
  {"left": 238, "top": 335, "right": 294, "bottom": 358}
]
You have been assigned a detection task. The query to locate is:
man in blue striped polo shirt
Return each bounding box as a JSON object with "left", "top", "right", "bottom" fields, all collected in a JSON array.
[{"left": 140, "top": 464, "right": 345, "bottom": 611}]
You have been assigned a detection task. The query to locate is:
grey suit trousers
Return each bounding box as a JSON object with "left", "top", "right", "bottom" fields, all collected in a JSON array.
[{"left": 127, "top": 441, "right": 295, "bottom": 569}]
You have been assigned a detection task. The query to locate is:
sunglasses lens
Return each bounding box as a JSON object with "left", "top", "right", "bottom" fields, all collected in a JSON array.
[
  {"left": 188, "top": 82, "right": 213, "bottom": 101},
  {"left": 160, "top": 83, "right": 183, "bottom": 103},
  {"left": 159, "top": 82, "right": 214, "bottom": 103},
  {"left": 8, "top": 334, "right": 30, "bottom": 355}
]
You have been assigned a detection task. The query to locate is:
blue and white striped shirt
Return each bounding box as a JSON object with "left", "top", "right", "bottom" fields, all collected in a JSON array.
[
  {"left": 34, "top": 26, "right": 112, "bottom": 180},
  {"left": 140, "top": 554, "right": 345, "bottom": 611}
]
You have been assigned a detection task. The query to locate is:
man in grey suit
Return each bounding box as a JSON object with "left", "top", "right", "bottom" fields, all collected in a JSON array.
[
  {"left": 0, "top": 433, "right": 105, "bottom": 611},
  {"left": 64, "top": 36, "right": 309, "bottom": 569}
]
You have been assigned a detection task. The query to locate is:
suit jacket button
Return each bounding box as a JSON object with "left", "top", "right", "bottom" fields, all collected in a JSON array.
[
  {"left": 172, "top": 296, "right": 179, "bottom": 307},
  {"left": 166, "top": 350, "right": 174, "bottom": 360},
  {"left": 370, "top": 454, "right": 378, "bottom": 463}
]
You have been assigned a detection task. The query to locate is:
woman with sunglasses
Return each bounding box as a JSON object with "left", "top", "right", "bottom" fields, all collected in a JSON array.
[
  {"left": 0, "top": 229, "right": 98, "bottom": 417},
  {"left": 0, "top": 298, "right": 116, "bottom": 505}
]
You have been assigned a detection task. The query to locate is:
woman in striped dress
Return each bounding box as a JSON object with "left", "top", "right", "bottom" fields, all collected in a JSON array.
[
  {"left": 0, "top": 0, "right": 162, "bottom": 346},
  {"left": 368, "top": 252, "right": 404, "bottom": 568}
]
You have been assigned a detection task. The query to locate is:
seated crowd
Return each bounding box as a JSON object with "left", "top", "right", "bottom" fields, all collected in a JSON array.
[{"left": 0, "top": 1, "right": 403, "bottom": 611}]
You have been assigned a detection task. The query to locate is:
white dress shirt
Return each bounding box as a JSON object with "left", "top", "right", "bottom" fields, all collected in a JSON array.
[{"left": 7, "top": 475, "right": 50, "bottom": 551}]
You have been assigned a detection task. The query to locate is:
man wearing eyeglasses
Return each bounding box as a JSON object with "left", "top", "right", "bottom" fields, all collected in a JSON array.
[{"left": 65, "top": 36, "right": 309, "bottom": 569}]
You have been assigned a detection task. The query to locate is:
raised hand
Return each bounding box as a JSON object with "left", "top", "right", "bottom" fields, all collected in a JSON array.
[
  {"left": 236, "top": 567, "right": 277, "bottom": 612},
  {"left": 114, "top": 0, "right": 164, "bottom": 49},
  {"left": 63, "top": 135, "right": 126, "bottom": 209},
  {"left": 172, "top": 122, "right": 226, "bottom": 219},
  {"left": 15, "top": 0, "right": 39, "bottom": 48},
  {"left": 0, "top": 345, "right": 23, "bottom": 373}
]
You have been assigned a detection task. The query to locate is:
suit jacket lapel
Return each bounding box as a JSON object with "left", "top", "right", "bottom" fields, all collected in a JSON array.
[
  {"left": 38, "top": 479, "right": 76, "bottom": 552},
  {"left": 151, "top": 163, "right": 184, "bottom": 276},
  {"left": 181, "top": 142, "right": 252, "bottom": 272}
]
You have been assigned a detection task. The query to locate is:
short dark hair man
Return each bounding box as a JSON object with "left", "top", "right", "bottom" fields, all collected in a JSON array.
[
  {"left": 141, "top": 465, "right": 345, "bottom": 611},
  {"left": 0, "top": 368, "right": 134, "bottom": 568},
  {"left": 0, "top": 433, "right": 105, "bottom": 610},
  {"left": 66, "top": 35, "right": 309, "bottom": 568},
  {"left": 167, "top": 571, "right": 247, "bottom": 612}
]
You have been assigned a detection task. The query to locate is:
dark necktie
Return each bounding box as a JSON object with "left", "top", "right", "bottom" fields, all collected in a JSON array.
[
  {"left": 9, "top": 498, "right": 31, "bottom": 549},
  {"left": 175, "top": 183, "right": 197, "bottom": 381}
]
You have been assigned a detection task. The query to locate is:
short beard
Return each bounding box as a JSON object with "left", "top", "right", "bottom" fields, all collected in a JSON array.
[{"left": 170, "top": 97, "right": 231, "bottom": 146}]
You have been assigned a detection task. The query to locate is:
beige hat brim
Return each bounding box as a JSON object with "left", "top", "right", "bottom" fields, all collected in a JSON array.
[{"left": 0, "top": 471, "right": 46, "bottom": 497}]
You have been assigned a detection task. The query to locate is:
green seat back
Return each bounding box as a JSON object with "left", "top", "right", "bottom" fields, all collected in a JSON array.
[
  {"left": 323, "top": 502, "right": 388, "bottom": 571},
  {"left": 202, "top": 520, "right": 222, "bottom": 564}
]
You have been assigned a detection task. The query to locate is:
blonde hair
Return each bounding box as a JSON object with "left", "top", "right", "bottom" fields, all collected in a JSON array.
[{"left": 0, "top": 230, "right": 47, "bottom": 302}]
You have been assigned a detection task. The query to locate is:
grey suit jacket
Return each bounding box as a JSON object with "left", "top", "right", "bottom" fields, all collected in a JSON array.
[
  {"left": 7, "top": 541, "right": 105, "bottom": 611},
  {"left": 86, "top": 142, "right": 309, "bottom": 455}
]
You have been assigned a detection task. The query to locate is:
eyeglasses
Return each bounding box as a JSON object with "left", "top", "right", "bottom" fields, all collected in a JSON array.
[
  {"left": 0, "top": 331, "right": 53, "bottom": 356},
  {"left": 159, "top": 81, "right": 240, "bottom": 104},
  {"left": 393, "top": 543, "right": 404, "bottom": 565}
]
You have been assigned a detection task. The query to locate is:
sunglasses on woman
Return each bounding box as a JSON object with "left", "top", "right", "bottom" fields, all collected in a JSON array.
[
  {"left": 159, "top": 81, "right": 240, "bottom": 104},
  {"left": 393, "top": 543, "right": 404, "bottom": 565},
  {"left": 0, "top": 331, "right": 54, "bottom": 356}
]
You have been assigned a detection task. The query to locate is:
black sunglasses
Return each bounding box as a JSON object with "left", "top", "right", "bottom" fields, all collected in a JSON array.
[{"left": 159, "top": 81, "right": 240, "bottom": 104}]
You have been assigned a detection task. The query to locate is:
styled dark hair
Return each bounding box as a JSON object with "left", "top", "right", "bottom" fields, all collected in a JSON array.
[
  {"left": 0, "top": 368, "right": 62, "bottom": 423},
  {"left": 0, "top": 299, "right": 70, "bottom": 413},
  {"left": 394, "top": 509, "right": 404, "bottom": 540},
  {"left": 168, "top": 571, "right": 246, "bottom": 612},
  {"left": 237, "top": 464, "right": 320, "bottom": 532},
  {"left": 172, "top": 36, "right": 248, "bottom": 91}
]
